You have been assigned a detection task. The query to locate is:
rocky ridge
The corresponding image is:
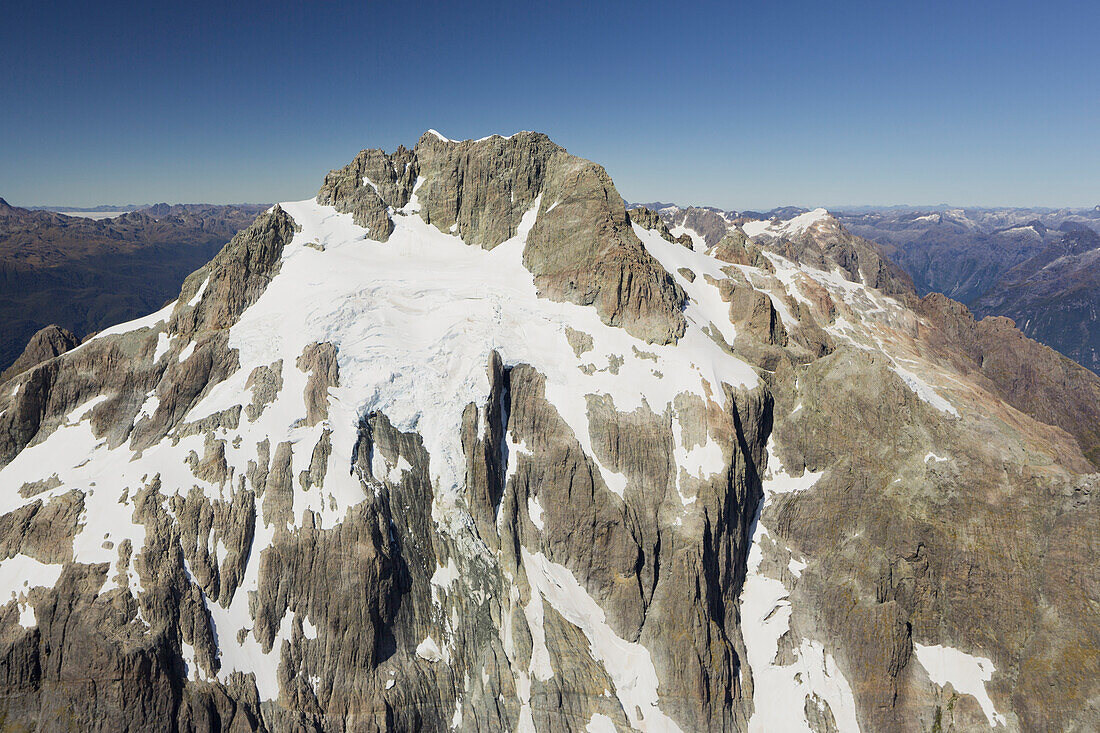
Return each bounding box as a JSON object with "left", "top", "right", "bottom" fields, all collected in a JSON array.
[{"left": 0, "top": 134, "right": 1095, "bottom": 732}]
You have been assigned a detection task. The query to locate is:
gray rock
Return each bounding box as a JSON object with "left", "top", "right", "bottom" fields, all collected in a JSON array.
[
  {"left": 628, "top": 206, "right": 693, "bottom": 248},
  {"left": 0, "top": 324, "right": 80, "bottom": 385}
]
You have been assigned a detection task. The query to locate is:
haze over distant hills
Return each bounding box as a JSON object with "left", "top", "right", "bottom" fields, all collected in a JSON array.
[
  {"left": 0, "top": 199, "right": 268, "bottom": 370},
  {"left": 26, "top": 204, "right": 148, "bottom": 213}
]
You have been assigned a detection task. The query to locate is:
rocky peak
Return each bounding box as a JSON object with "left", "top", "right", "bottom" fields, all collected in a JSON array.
[
  {"left": 742, "top": 209, "right": 915, "bottom": 298},
  {"left": 169, "top": 204, "right": 297, "bottom": 336},
  {"left": 0, "top": 197, "right": 29, "bottom": 220},
  {"left": 627, "top": 206, "right": 693, "bottom": 248},
  {"left": 0, "top": 324, "right": 79, "bottom": 384},
  {"left": 1061, "top": 226, "right": 1100, "bottom": 255},
  {"left": 662, "top": 206, "right": 732, "bottom": 248},
  {"left": 317, "top": 131, "right": 687, "bottom": 344},
  {"left": 412, "top": 130, "right": 561, "bottom": 248},
  {"left": 141, "top": 202, "right": 175, "bottom": 218}
]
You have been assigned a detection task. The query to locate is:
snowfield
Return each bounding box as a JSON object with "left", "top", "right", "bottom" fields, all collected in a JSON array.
[{"left": 0, "top": 191, "right": 991, "bottom": 729}]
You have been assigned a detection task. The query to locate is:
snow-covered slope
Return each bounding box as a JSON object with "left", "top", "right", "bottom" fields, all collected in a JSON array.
[{"left": 0, "top": 132, "right": 1096, "bottom": 733}]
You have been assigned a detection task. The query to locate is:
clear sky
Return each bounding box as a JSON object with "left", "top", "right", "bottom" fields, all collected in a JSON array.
[{"left": 4, "top": 0, "right": 1099, "bottom": 209}]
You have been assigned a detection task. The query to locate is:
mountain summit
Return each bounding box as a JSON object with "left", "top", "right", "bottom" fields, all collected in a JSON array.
[{"left": 0, "top": 132, "right": 1096, "bottom": 732}]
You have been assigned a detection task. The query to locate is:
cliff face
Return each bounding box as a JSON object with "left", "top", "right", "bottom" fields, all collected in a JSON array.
[{"left": 0, "top": 134, "right": 1096, "bottom": 732}]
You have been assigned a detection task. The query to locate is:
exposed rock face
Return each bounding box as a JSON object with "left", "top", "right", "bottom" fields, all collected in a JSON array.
[
  {"left": 296, "top": 342, "right": 339, "bottom": 427},
  {"left": 918, "top": 292, "right": 1100, "bottom": 465},
  {"left": 316, "top": 146, "right": 418, "bottom": 241},
  {"left": 413, "top": 132, "right": 559, "bottom": 248},
  {"left": 627, "top": 207, "right": 693, "bottom": 248},
  {"left": 668, "top": 206, "right": 734, "bottom": 247},
  {"left": 0, "top": 133, "right": 1096, "bottom": 733},
  {"left": 742, "top": 211, "right": 915, "bottom": 300},
  {"left": 316, "top": 132, "right": 687, "bottom": 345},
  {"left": 524, "top": 158, "right": 687, "bottom": 344},
  {"left": 170, "top": 205, "right": 296, "bottom": 334},
  {"left": 0, "top": 324, "right": 79, "bottom": 384}
]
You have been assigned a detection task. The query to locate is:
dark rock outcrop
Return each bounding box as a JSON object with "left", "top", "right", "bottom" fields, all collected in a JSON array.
[{"left": 0, "top": 324, "right": 79, "bottom": 384}]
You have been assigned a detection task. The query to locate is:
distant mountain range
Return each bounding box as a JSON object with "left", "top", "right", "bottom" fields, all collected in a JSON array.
[
  {"left": 839, "top": 207, "right": 1100, "bottom": 371},
  {"left": 0, "top": 199, "right": 268, "bottom": 370},
  {"left": 25, "top": 204, "right": 148, "bottom": 213},
  {"left": 636, "top": 202, "right": 1100, "bottom": 373}
]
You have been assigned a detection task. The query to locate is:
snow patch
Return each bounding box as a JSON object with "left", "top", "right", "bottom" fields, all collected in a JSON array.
[
  {"left": 528, "top": 495, "right": 545, "bottom": 530},
  {"left": 586, "top": 713, "right": 618, "bottom": 733},
  {"left": 669, "top": 224, "right": 705, "bottom": 251},
  {"left": 136, "top": 393, "right": 160, "bottom": 422},
  {"left": 416, "top": 636, "right": 445, "bottom": 663},
  {"left": 302, "top": 615, "right": 318, "bottom": 640},
  {"left": 523, "top": 592, "right": 554, "bottom": 682},
  {"left": 90, "top": 302, "right": 175, "bottom": 341},
  {"left": 522, "top": 548, "right": 682, "bottom": 732},
  {"left": 188, "top": 277, "right": 210, "bottom": 307},
  {"left": 741, "top": 208, "right": 830, "bottom": 239},
  {"left": 913, "top": 643, "right": 1006, "bottom": 727},
  {"left": 178, "top": 341, "right": 196, "bottom": 363},
  {"left": 154, "top": 332, "right": 171, "bottom": 362},
  {"left": 891, "top": 365, "right": 959, "bottom": 417},
  {"left": 0, "top": 555, "right": 64, "bottom": 629},
  {"left": 431, "top": 558, "right": 460, "bottom": 591}
]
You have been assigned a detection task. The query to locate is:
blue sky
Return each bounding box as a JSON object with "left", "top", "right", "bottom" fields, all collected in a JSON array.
[{"left": 4, "top": 0, "right": 1099, "bottom": 208}]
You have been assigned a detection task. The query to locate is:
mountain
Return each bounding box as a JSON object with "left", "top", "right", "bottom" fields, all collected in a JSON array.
[
  {"left": 0, "top": 324, "right": 79, "bottom": 384},
  {"left": 27, "top": 204, "right": 147, "bottom": 213},
  {"left": 835, "top": 208, "right": 1100, "bottom": 370},
  {"left": 0, "top": 199, "right": 269, "bottom": 371},
  {"left": 0, "top": 133, "right": 1096, "bottom": 732},
  {"left": 971, "top": 226, "right": 1100, "bottom": 371},
  {"left": 653, "top": 204, "right": 1100, "bottom": 373}
]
